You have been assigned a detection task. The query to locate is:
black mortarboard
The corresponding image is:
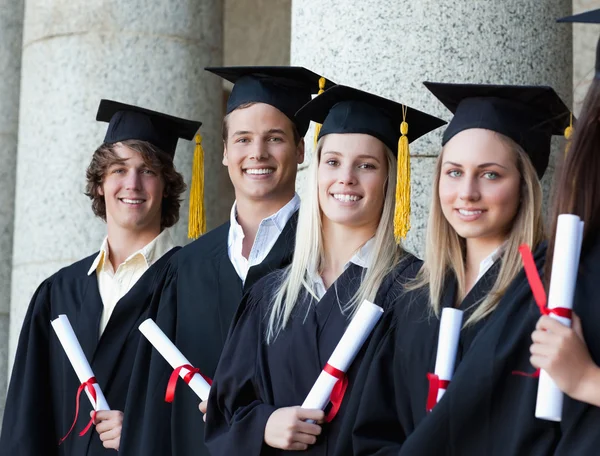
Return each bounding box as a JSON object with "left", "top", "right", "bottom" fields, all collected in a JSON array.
[
  {"left": 296, "top": 84, "right": 446, "bottom": 152},
  {"left": 296, "top": 84, "right": 446, "bottom": 241},
  {"left": 205, "top": 66, "right": 335, "bottom": 137},
  {"left": 96, "top": 99, "right": 201, "bottom": 159},
  {"left": 423, "top": 82, "right": 572, "bottom": 178},
  {"left": 558, "top": 9, "right": 600, "bottom": 79}
]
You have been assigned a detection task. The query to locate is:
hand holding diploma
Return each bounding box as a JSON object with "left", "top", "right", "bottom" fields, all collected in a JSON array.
[
  {"left": 51, "top": 314, "right": 110, "bottom": 443},
  {"left": 139, "top": 319, "right": 212, "bottom": 402},
  {"left": 426, "top": 308, "right": 464, "bottom": 411},
  {"left": 301, "top": 300, "right": 383, "bottom": 422}
]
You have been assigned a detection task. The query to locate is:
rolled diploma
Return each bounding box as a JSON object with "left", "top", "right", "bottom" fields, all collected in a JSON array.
[
  {"left": 433, "top": 308, "right": 464, "bottom": 402},
  {"left": 139, "top": 319, "right": 210, "bottom": 401},
  {"left": 301, "top": 300, "right": 383, "bottom": 411},
  {"left": 535, "top": 214, "right": 584, "bottom": 422},
  {"left": 51, "top": 315, "right": 110, "bottom": 410}
]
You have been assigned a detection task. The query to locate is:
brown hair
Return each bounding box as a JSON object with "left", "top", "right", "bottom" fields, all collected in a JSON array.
[
  {"left": 85, "top": 139, "right": 186, "bottom": 229},
  {"left": 221, "top": 102, "right": 302, "bottom": 145},
  {"left": 546, "top": 79, "right": 600, "bottom": 282}
]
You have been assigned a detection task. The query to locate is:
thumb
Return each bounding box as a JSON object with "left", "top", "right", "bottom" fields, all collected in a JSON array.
[
  {"left": 297, "top": 407, "right": 325, "bottom": 422},
  {"left": 572, "top": 313, "right": 584, "bottom": 340}
]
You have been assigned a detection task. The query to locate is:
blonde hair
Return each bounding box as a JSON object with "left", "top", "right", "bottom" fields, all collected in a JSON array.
[
  {"left": 409, "top": 133, "right": 545, "bottom": 325},
  {"left": 266, "top": 136, "right": 405, "bottom": 342}
]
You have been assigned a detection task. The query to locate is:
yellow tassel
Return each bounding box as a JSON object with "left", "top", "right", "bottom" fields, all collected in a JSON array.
[
  {"left": 394, "top": 106, "right": 411, "bottom": 243},
  {"left": 188, "top": 133, "right": 206, "bottom": 239},
  {"left": 564, "top": 112, "right": 573, "bottom": 155},
  {"left": 313, "top": 77, "right": 327, "bottom": 149}
]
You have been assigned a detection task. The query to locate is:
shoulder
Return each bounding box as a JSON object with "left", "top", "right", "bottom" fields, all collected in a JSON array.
[
  {"left": 171, "top": 222, "right": 230, "bottom": 266},
  {"left": 49, "top": 252, "right": 99, "bottom": 281}
]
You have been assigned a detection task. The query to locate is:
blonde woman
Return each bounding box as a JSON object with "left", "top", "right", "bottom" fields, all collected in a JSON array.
[
  {"left": 339, "top": 83, "right": 572, "bottom": 456},
  {"left": 204, "top": 85, "right": 443, "bottom": 455}
]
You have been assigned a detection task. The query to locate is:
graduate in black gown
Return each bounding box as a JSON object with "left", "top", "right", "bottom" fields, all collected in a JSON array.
[
  {"left": 337, "top": 83, "right": 572, "bottom": 456},
  {"left": 118, "top": 67, "right": 335, "bottom": 456},
  {"left": 204, "top": 85, "right": 445, "bottom": 455},
  {"left": 528, "top": 10, "right": 600, "bottom": 454},
  {"left": 0, "top": 100, "right": 200, "bottom": 455}
]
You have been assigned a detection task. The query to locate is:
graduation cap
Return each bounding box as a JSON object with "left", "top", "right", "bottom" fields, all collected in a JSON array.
[
  {"left": 296, "top": 84, "right": 446, "bottom": 241},
  {"left": 96, "top": 99, "right": 206, "bottom": 239},
  {"left": 558, "top": 9, "right": 600, "bottom": 79},
  {"left": 423, "top": 82, "right": 572, "bottom": 178},
  {"left": 205, "top": 66, "right": 335, "bottom": 137}
]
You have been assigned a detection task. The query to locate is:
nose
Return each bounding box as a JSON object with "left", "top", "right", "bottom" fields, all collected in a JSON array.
[
  {"left": 458, "top": 175, "right": 480, "bottom": 202},
  {"left": 337, "top": 165, "right": 357, "bottom": 186},
  {"left": 124, "top": 170, "right": 142, "bottom": 191},
  {"left": 248, "top": 141, "right": 269, "bottom": 161}
]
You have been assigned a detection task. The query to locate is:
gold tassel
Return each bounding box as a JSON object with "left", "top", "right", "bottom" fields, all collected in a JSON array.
[
  {"left": 313, "top": 77, "right": 327, "bottom": 149},
  {"left": 188, "top": 133, "right": 206, "bottom": 239},
  {"left": 394, "top": 105, "right": 411, "bottom": 243},
  {"left": 564, "top": 112, "right": 573, "bottom": 155}
]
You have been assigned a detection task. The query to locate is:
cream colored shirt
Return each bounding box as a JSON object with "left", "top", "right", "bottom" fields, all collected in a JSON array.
[
  {"left": 87, "top": 229, "right": 176, "bottom": 336},
  {"left": 475, "top": 242, "right": 506, "bottom": 284},
  {"left": 308, "top": 237, "right": 376, "bottom": 300},
  {"left": 227, "top": 193, "right": 300, "bottom": 283}
]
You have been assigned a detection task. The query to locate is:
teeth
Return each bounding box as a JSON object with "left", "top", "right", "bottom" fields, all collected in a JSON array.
[
  {"left": 458, "top": 209, "right": 482, "bottom": 216},
  {"left": 121, "top": 198, "right": 144, "bottom": 204},
  {"left": 245, "top": 168, "right": 274, "bottom": 175},
  {"left": 332, "top": 194, "right": 361, "bottom": 202}
]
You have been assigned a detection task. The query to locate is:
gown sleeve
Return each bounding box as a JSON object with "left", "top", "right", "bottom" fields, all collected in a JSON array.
[
  {"left": 119, "top": 261, "right": 177, "bottom": 456},
  {"left": 204, "top": 284, "right": 278, "bottom": 456},
  {"left": 0, "top": 280, "right": 58, "bottom": 456}
]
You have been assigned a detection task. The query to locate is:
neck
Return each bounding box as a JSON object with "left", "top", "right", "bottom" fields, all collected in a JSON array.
[
  {"left": 235, "top": 193, "right": 295, "bottom": 258},
  {"left": 320, "top": 219, "right": 376, "bottom": 288},
  {"left": 105, "top": 224, "right": 161, "bottom": 270},
  {"left": 464, "top": 236, "right": 505, "bottom": 291}
]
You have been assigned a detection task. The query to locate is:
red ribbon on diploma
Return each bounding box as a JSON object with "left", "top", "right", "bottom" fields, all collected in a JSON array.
[
  {"left": 511, "top": 244, "right": 573, "bottom": 378},
  {"left": 59, "top": 377, "right": 98, "bottom": 445},
  {"left": 426, "top": 373, "right": 450, "bottom": 412},
  {"left": 323, "top": 363, "right": 348, "bottom": 422},
  {"left": 165, "top": 364, "right": 212, "bottom": 403}
]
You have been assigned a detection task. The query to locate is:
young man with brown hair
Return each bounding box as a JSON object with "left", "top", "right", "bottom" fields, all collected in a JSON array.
[
  {"left": 0, "top": 100, "right": 200, "bottom": 455},
  {"left": 120, "top": 67, "right": 333, "bottom": 456}
]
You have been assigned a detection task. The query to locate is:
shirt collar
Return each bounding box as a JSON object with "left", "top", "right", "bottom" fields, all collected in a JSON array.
[
  {"left": 476, "top": 241, "right": 507, "bottom": 281},
  {"left": 228, "top": 193, "right": 301, "bottom": 246},
  {"left": 308, "top": 237, "right": 376, "bottom": 281},
  {"left": 87, "top": 229, "right": 175, "bottom": 276}
]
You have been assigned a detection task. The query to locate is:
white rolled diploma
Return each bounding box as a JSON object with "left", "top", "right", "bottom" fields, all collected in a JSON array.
[
  {"left": 301, "top": 300, "right": 384, "bottom": 412},
  {"left": 432, "top": 308, "right": 464, "bottom": 403},
  {"left": 536, "top": 214, "right": 584, "bottom": 422},
  {"left": 51, "top": 314, "right": 110, "bottom": 411},
  {"left": 139, "top": 319, "right": 211, "bottom": 401}
]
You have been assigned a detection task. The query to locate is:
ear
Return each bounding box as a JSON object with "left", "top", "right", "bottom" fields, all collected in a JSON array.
[
  {"left": 222, "top": 140, "right": 228, "bottom": 167},
  {"left": 98, "top": 184, "right": 104, "bottom": 196},
  {"left": 296, "top": 138, "right": 305, "bottom": 165}
]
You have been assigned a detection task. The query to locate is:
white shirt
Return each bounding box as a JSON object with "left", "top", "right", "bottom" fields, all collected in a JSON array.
[
  {"left": 87, "top": 229, "right": 176, "bottom": 336},
  {"left": 227, "top": 194, "right": 300, "bottom": 283},
  {"left": 308, "top": 238, "right": 376, "bottom": 300},
  {"left": 475, "top": 242, "right": 506, "bottom": 284}
]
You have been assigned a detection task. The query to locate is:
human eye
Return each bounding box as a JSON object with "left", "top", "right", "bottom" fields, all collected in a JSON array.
[
  {"left": 447, "top": 169, "right": 462, "bottom": 178},
  {"left": 141, "top": 168, "right": 157, "bottom": 176},
  {"left": 483, "top": 171, "right": 499, "bottom": 180},
  {"left": 110, "top": 167, "right": 125, "bottom": 174},
  {"left": 358, "top": 162, "right": 376, "bottom": 170},
  {"left": 235, "top": 137, "right": 249, "bottom": 144},
  {"left": 268, "top": 136, "right": 283, "bottom": 143},
  {"left": 325, "top": 159, "right": 339, "bottom": 166}
]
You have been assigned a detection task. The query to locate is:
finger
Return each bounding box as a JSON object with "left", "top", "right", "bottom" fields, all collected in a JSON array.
[
  {"left": 98, "top": 426, "right": 121, "bottom": 442},
  {"left": 286, "top": 442, "right": 309, "bottom": 451},
  {"left": 94, "top": 410, "right": 112, "bottom": 422},
  {"left": 95, "top": 419, "right": 117, "bottom": 434},
  {"left": 529, "top": 342, "right": 554, "bottom": 357},
  {"left": 102, "top": 437, "right": 120, "bottom": 450},
  {"left": 297, "top": 408, "right": 325, "bottom": 422},
  {"left": 199, "top": 401, "right": 207, "bottom": 414},
  {"left": 531, "top": 329, "right": 555, "bottom": 344},
  {"left": 292, "top": 431, "right": 318, "bottom": 445},
  {"left": 295, "top": 420, "right": 322, "bottom": 436},
  {"left": 572, "top": 313, "right": 584, "bottom": 339},
  {"left": 537, "top": 316, "right": 569, "bottom": 334},
  {"left": 530, "top": 355, "right": 547, "bottom": 370}
]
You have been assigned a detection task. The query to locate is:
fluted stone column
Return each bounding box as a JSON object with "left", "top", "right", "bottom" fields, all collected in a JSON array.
[
  {"left": 573, "top": 0, "right": 600, "bottom": 114},
  {"left": 0, "top": 0, "right": 25, "bottom": 414},
  {"left": 9, "top": 0, "right": 228, "bottom": 367},
  {"left": 292, "top": 0, "right": 572, "bottom": 256}
]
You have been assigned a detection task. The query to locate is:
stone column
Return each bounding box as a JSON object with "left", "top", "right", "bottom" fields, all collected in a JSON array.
[
  {"left": 0, "top": 0, "right": 24, "bottom": 412},
  {"left": 292, "top": 0, "right": 572, "bottom": 255},
  {"left": 573, "top": 0, "right": 600, "bottom": 115},
  {"left": 9, "top": 0, "right": 227, "bottom": 365}
]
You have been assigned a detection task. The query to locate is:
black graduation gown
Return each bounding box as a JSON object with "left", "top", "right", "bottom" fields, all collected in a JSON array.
[
  {"left": 340, "top": 243, "right": 560, "bottom": 456},
  {"left": 119, "top": 213, "right": 298, "bottom": 456},
  {"left": 553, "top": 237, "right": 600, "bottom": 455},
  {"left": 0, "top": 247, "right": 178, "bottom": 456},
  {"left": 204, "top": 254, "right": 420, "bottom": 456}
]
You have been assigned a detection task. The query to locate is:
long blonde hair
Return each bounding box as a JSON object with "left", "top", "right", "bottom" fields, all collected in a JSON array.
[
  {"left": 266, "top": 136, "right": 404, "bottom": 342},
  {"left": 410, "top": 133, "right": 545, "bottom": 325}
]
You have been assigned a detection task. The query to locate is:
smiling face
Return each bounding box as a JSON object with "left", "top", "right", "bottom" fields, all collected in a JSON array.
[
  {"left": 438, "top": 128, "right": 521, "bottom": 244},
  {"left": 317, "top": 133, "right": 389, "bottom": 230},
  {"left": 99, "top": 143, "right": 165, "bottom": 236},
  {"left": 222, "top": 103, "right": 304, "bottom": 206}
]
